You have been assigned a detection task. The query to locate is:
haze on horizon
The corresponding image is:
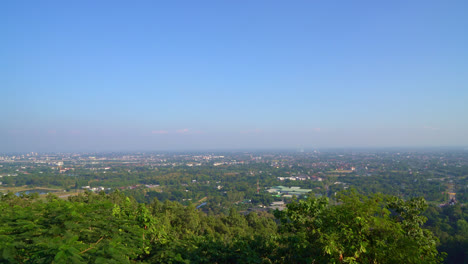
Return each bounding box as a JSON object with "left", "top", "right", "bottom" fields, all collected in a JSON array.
[{"left": 2, "top": 0, "right": 468, "bottom": 153}]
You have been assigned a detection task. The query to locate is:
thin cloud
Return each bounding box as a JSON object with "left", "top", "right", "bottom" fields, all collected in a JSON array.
[
  {"left": 47, "top": 130, "right": 57, "bottom": 135},
  {"left": 152, "top": 130, "right": 169, "bottom": 134},
  {"left": 176, "top": 128, "right": 190, "bottom": 134},
  {"left": 173, "top": 128, "right": 204, "bottom": 135}
]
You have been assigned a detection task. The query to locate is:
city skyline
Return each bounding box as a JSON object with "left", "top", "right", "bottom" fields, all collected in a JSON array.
[{"left": 2, "top": 0, "right": 468, "bottom": 152}]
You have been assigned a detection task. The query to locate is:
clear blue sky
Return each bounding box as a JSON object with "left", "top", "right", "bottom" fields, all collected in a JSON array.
[{"left": 2, "top": 0, "right": 468, "bottom": 152}]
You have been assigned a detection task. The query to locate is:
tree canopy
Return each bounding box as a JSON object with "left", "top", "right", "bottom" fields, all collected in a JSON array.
[{"left": 0, "top": 190, "right": 444, "bottom": 263}]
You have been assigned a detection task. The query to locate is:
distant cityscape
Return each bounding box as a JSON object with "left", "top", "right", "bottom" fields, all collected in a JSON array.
[{"left": 2, "top": 149, "right": 467, "bottom": 210}]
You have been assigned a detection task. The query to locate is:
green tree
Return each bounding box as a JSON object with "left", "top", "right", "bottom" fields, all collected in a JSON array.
[{"left": 274, "top": 190, "right": 444, "bottom": 263}]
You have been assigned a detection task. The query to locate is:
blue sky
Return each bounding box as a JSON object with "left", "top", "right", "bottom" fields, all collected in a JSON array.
[{"left": 2, "top": 0, "right": 468, "bottom": 152}]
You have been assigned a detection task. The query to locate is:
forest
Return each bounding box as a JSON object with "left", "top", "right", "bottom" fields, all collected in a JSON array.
[{"left": 0, "top": 190, "right": 445, "bottom": 264}]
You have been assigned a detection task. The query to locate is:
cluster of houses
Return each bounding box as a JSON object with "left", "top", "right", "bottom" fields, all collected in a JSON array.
[
  {"left": 277, "top": 175, "right": 323, "bottom": 181},
  {"left": 269, "top": 201, "right": 286, "bottom": 211},
  {"left": 81, "top": 186, "right": 110, "bottom": 192},
  {"left": 267, "top": 186, "right": 313, "bottom": 198}
]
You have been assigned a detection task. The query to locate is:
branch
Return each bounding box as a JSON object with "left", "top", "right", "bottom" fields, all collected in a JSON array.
[{"left": 80, "top": 236, "right": 104, "bottom": 254}]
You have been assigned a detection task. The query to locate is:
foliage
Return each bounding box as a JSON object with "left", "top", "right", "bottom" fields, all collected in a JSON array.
[
  {"left": 423, "top": 204, "right": 468, "bottom": 264},
  {"left": 0, "top": 190, "right": 444, "bottom": 263},
  {"left": 274, "top": 190, "right": 443, "bottom": 263}
]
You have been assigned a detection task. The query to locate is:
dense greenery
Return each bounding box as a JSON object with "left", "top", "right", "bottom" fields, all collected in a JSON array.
[
  {"left": 275, "top": 192, "right": 443, "bottom": 263},
  {"left": 0, "top": 190, "right": 443, "bottom": 263},
  {"left": 424, "top": 204, "right": 468, "bottom": 264},
  {"left": 1, "top": 151, "right": 467, "bottom": 262}
]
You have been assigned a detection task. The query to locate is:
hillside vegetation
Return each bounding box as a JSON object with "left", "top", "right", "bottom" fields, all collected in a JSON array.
[{"left": 0, "top": 190, "right": 443, "bottom": 264}]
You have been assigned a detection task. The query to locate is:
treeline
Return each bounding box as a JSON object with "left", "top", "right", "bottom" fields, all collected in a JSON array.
[
  {"left": 0, "top": 190, "right": 443, "bottom": 263},
  {"left": 340, "top": 172, "right": 448, "bottom": 202}
]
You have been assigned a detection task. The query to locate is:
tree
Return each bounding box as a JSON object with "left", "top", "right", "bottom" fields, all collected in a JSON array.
[{"left": 274, "top": 190, "right": 444, "bottom": 264}]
